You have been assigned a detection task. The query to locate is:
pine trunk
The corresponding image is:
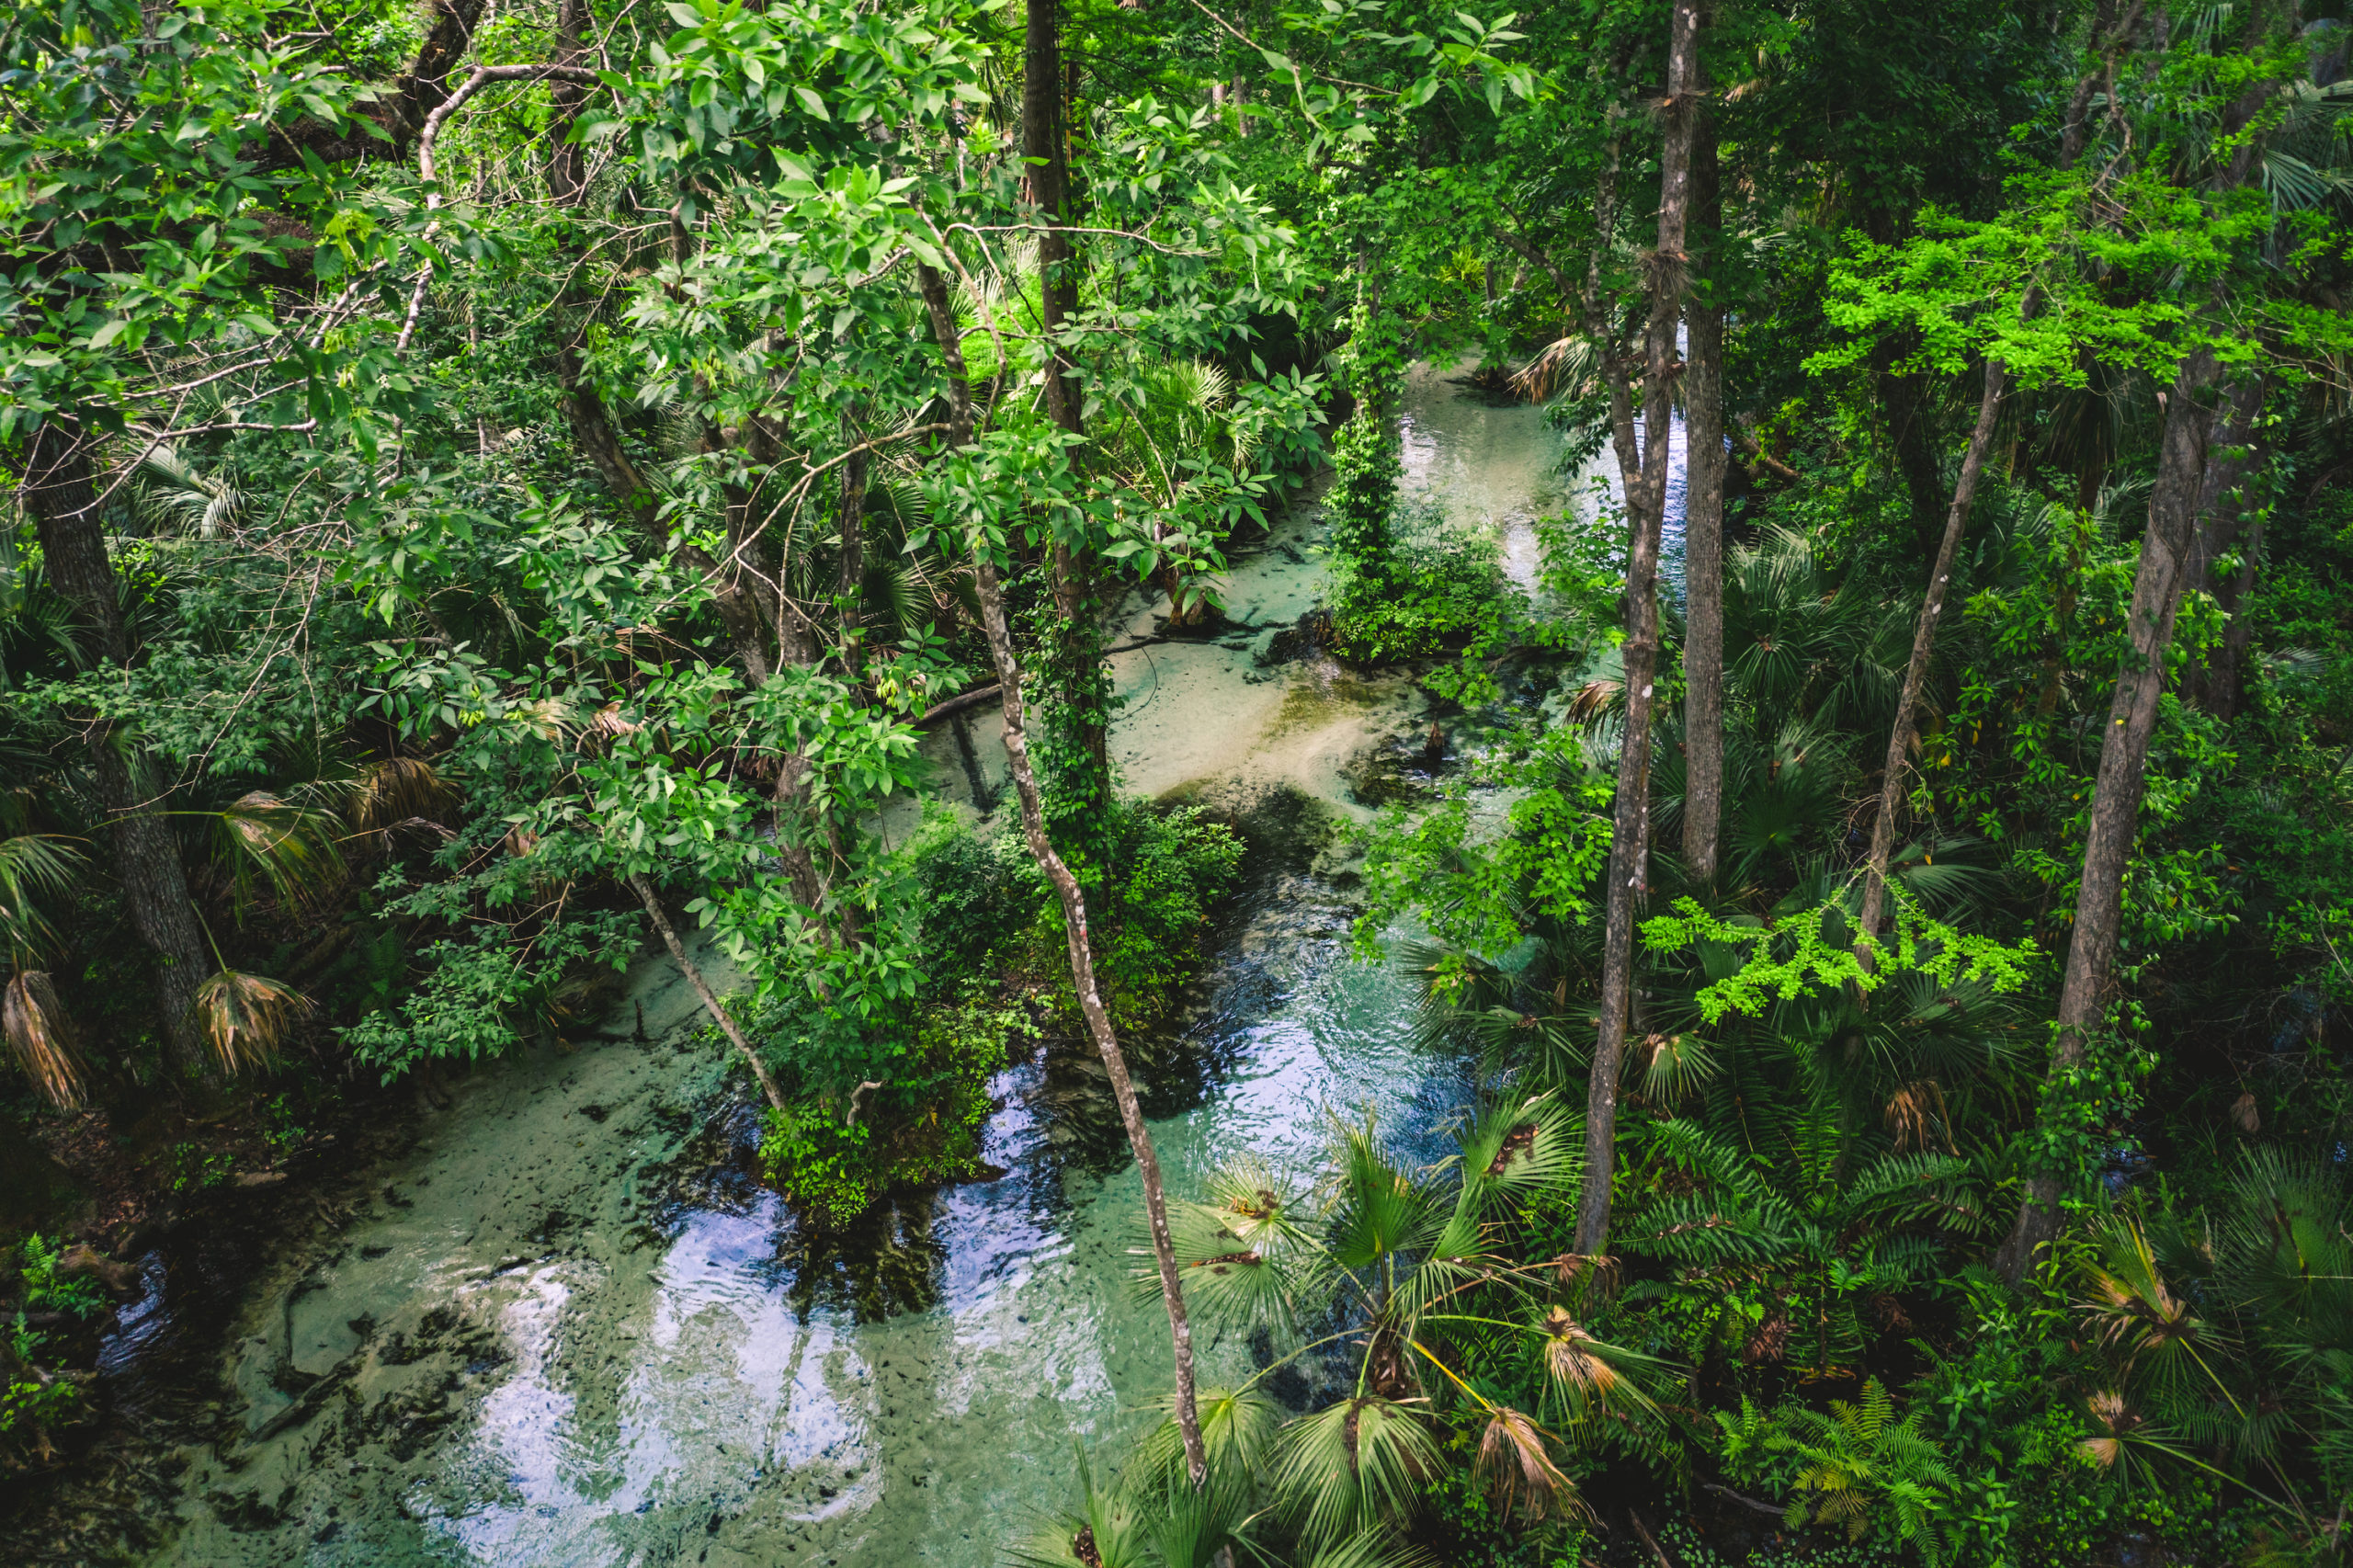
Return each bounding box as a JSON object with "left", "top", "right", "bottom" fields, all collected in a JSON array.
[{"left": 1679, "top": 88, "right": 1725, "bottom": 884}]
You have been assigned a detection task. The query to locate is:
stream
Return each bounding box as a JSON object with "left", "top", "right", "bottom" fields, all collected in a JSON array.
[{"left": 9, "top": 363, "right": 1605, "bottom": 1568}]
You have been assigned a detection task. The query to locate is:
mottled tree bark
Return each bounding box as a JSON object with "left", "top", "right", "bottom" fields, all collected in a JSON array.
[
  {"left": 2183, "top": 374, "right": 2269, "bottom": 717},
  {"left": 1579, "top": 0, "right": 1701, "bottom": 1259},
  {"left": 1679, "top": 82, "right": 1725, "bottom": 884},
  {"left": 19, "top": 420, "right": 212, "bottom": 1079}
]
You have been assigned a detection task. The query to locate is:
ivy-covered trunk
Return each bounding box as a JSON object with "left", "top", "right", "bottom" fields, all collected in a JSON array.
[
  {"left": 1994, "top": 347, "right": 2223, "bottom": 1285},
  {"left": 19, "top": 418, "right": 213, "bottom": 1081},
  {"left": 1024, "top": 0, "right": 1116, "bottom": 872}
]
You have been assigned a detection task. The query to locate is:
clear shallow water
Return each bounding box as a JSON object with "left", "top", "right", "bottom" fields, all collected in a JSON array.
[{"left": 25, "top": 367, "right": 1579, "bottom": 1568}]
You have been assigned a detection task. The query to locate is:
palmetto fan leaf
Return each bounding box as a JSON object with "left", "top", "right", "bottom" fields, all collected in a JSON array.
[
  {"left": 133, "top": 444, "right": 245, "bottom": 539},
  {"left": 1132, "top": 1385, "right": 1284, "bottom": 1493},
  {"left": 0, "top": 832, "right": 85, "bottom": 966},
  {"left": 1270, "top": 1396, "right": 1441, "bottom": 1548}
]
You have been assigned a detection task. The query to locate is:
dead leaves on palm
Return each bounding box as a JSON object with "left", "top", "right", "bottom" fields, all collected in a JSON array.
[
  {"left": 1473, "top": 1404, "right": 1586, "bottom": 1525},
  {"left": 4, "top": 971, "right": 86, "bottom": 1109},
  {"left": 192, "top": 969, "right": 313, "bottom": 1074}
]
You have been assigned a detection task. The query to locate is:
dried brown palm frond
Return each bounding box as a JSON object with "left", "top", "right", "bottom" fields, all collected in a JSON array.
[
  {"left": 1555, "top": 1247, "right": 1621, "bottom": 1289},
  {"left": 192, "top": 970, "right": 313, "bottom": 1074},
  {"left": 585, "top": 702, "right": 642, "bottom": 750},
  {"left": 4, "top": 971, "right": 86, "bottom": 1109},
  {"left": 2077, "top": 1391, "right": 2144, "bottom": 1471},
  {"left": 1564, "top": 674, "right": 1621, "bottom": 727},
  {"left": 1883, "top": 1079, "right": 1953, "bottom": 1153},
  {"left": 1540, "top": 1306, "right": 1620, "bottom": 1399},
  {"left": 351, "top": 757, "right": 454, "bottom": 833},
  {"left": 1474, "top": 1405, "right": 1586, "bottom": 1523}
]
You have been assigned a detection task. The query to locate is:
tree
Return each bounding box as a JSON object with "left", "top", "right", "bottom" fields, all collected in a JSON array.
[{"left": 1580, "top": 0, "right": 1706, "bottom": 1259}]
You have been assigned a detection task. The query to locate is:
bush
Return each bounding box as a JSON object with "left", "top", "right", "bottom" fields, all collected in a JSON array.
[
  {"left": 1328, "top": 501, "right": 1521, "bottom": 671},
  {"left": 910, "top": 798, "right": 1245, "bottom": 1031},
  {"left": 758, "top": 990, "right": 1031, "bottom": 1226}
]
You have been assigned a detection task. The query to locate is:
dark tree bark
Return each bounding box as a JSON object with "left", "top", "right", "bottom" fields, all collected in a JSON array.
[
  {"left": 547, "top": 0, "right": 593, "bottom": 205},
  {"left": 267, "top": 0, "right": 489, "bottom": 167},
  {"left": 1880, "top": 355, "right": 1948, "bottom": 565},
  {"left": 2183, "top": 374, "right": 2270, "bottom": 717},
  {"left": 1680, "top": 80, "right": 1726, "bottom": 884},
  {"left": 1994, "top": 347, "right": 2222, "bottom": 1284},
  {"left": 917, "top": 260, "right": 1209, "bottom": 1487},
  {"left": 1578, "top": 0, "right": 1702, "bottom": 1259},
  {"left": 19, "top": 420, "right": 212, "bottom": 1079}
]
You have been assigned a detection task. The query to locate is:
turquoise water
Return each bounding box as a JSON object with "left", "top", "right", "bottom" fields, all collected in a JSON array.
[{"left": 68, "top": 366, "right": 1574, "bottom": 1568}]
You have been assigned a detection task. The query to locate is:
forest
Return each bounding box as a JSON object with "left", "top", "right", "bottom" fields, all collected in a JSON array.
[{"left": 3, "top": 0, "right": 2352, "bottom": 1563}]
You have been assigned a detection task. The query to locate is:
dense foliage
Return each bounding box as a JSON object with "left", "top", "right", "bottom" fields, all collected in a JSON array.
[{"left": 2, "top": 0, "right": 2351, "bottom": 1564}]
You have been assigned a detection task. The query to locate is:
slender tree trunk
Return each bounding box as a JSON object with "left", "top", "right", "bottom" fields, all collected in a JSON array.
[
  {"left": 1855, "top": 352, "right": 2011, "bottom": 959},
  {"left": 19, "top": 419, "right": 212, "bottom": 1079},
  {"left": 1994, "top": 347, "right": 2222, "bottom": 1285},
  {"left": 1578, "top": 0, "right": 1701, "bottom": 1258},
  {"left": 916, "top": 260, "right": 1208, "bottom": 1485},
  {"left": 2184, "top": 374, "right": 2269, "bottom": 716},
  {"left": 837, "top": 413, "right": 870, "bottom": 676},
  {"left": 628, "top": 873, "right": 787, "bottom": 1112},
  {"left": 1680, "top": 84, "right": 1725, "bottom": 884}
]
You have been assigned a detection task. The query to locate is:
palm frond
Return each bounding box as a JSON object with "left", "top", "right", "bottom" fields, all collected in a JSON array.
[
  {"left": 1270, "top": 1397, "right": 1441, "bottom": 1548},
  {"left": 191, "top": 969, "right": 312, "bottom": 1074},
  {"left": 3, "top": 970, "right": 86, "bottom": 1109}
]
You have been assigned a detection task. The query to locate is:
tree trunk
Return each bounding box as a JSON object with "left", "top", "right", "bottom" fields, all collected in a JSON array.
[
  {"left": 1023, "top": 0, "right": 1112, "bottom": 843},
  {"left": 1994, "top": 347, "right": 2222, "bottom": 1285},
  {"left": 1577, "top": 0, "right": 1701, "bottom": 1259},
  {"left": 1679, "top": 84, "right": 1725, "bottom": 884},
  {"left": 2183, "top": 374, "right": 2269, "bottom": 716},
  {"left": 547, "top": 0, "right": 592, "bottom": 205},
  {"left": 627, "top": 873, "right": 787, "bottom": 1112},
  {"left": 917, "top": 259, "right": 1209, "bottom": 1487},
  {"left": 837, "top": 413, "right": 870, "bottom": 676},
  {"left": 19, "top": 419, "right": 212, "bottom": 1080},
  {"left": 1855, "top": 352, "right": 2011, "bottom": 960}
]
